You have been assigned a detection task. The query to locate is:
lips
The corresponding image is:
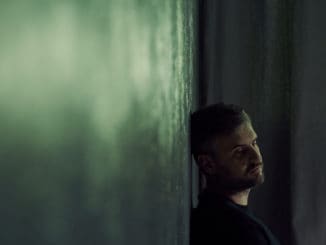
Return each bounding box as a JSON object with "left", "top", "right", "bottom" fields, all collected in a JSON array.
[{"left": 248, "top": 164, "right": 263, "bottom": 174}]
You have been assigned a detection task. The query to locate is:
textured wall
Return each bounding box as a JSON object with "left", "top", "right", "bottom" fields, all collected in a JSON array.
[{"left": 0, "top": 1, "right": 196, "bottom": 245}]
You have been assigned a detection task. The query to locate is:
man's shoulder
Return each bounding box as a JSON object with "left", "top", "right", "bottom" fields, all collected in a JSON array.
[
  {"left": 191, "top": 196, "right": 253, "bottom": 226},
  {"left": 191, "top": 208, "right": 267, "bottom": 245},
  {"left": 190, "top": 200, "right": 272, "bottom": 245},
  {"left": 191, "top": 202, "right": 261, "bottom": 233}
]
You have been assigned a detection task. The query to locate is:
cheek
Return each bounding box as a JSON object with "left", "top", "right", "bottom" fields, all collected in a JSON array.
[
  {"left": 222, "top": 159, "right": 247, "bottom": 175},
  {"left": 232, "top": 155, "right": 250, "bottom": 166}
]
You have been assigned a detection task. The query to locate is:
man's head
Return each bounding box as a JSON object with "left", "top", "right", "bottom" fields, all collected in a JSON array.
[{"left": 191, "top": 103, "right": 264, "bottom": 192}]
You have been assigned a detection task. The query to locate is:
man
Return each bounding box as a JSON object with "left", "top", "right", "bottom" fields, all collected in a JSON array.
[{"left": 190, "top": 103, "right": 280, "bottom": 245}]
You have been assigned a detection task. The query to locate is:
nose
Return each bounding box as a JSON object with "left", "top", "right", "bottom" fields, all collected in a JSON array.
[{"left": 249, "top": 145, "right": 262, "bottom": 163}]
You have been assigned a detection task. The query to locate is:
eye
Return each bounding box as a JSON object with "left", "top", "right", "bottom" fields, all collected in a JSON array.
[{"left": 234, "top": 147, "right": 245, "bottom": 155}]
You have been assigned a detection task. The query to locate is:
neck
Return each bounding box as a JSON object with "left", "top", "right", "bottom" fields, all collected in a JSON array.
[
  {"left": 227, "top": 189, "right": 250, "bottom": 206},
  {"left": 206, "top": 186, "right": 251, "bottom": 206}
]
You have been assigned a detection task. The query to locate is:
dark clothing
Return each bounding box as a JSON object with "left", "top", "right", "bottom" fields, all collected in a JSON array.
[{"left": 190, "top": 190, "right": 280, "bottom": 245}]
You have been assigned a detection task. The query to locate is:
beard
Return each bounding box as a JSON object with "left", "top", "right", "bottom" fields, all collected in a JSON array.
[
  {"left": 228, "top": 173, "right": 264, "bottom": 191},
  {"left": 215, "top": 165, "right": 265, "bottom": 192}
]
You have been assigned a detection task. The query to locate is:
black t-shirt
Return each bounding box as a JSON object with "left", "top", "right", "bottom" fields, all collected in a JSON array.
[{"left": 190, "top": 190, "right": 281, "bottom": 245}]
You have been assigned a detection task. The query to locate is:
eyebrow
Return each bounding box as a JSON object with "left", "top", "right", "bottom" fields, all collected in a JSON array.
[
  {"left": 231, "top": 144, "right": 246, "bottom": 151},
  {"left": 231, "top": 136, "right": 258, "bottom": 150}
]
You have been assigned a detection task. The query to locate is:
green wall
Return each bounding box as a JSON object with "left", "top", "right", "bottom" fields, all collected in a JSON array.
[{"left": 0, "top": 1, "right": 196, "bottom": 244}]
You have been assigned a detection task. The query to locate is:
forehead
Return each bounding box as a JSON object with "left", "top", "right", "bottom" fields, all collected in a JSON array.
[
  {"left": 231, "top": 122, "right": 257, "bottom": 140},
  {"left": 215, "top": 122, "right": 257, "bottom": 149}
]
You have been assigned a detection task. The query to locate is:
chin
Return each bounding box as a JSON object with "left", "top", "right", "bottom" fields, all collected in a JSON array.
[
  {"left": 258, "top": 175, "right": 265, "bottom": 184},
  {"left": 244, "top": 173, "right": 265, "bottom": 188},
  {"left": 249, "top": 169, "right": 265, "bottom": 185},
  {"left": 258, "top": 172, "right": 265, "bottom": 183}
]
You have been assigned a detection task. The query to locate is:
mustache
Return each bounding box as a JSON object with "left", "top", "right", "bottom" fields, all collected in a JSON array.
[{"left": 247, "top": 162, "right": 263, "bottom": 172}]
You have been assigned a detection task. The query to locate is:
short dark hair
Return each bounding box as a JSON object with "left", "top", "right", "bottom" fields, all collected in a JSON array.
[{"left": 191, "top": 103, "right": 251, "bottom": 160}]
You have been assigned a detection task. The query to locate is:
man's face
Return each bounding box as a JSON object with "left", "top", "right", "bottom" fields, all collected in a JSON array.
[{"left": 209, "top": 122, "right": 264, "bottom": 191}]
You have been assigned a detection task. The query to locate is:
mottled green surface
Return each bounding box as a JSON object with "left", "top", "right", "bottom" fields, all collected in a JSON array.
[{"left": 0, "top": 1, "right": 196, "bottom": 244}]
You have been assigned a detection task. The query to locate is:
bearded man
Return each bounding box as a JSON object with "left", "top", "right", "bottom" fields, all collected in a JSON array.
[{"left": 190, "top": 103, "right": 280, "bottom": 245}]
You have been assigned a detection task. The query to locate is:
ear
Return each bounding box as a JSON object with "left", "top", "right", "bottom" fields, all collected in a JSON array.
[{"left": 197, "top": 154, "right": 217, "bottom": 175}]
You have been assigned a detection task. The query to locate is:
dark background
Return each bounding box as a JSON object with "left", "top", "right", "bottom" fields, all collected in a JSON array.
[
  {"left": 1, "top": 0, "right": 326, "bottom": 245},
  {"left": 198, "top": 1, "right": 326, "bottom": 244}
]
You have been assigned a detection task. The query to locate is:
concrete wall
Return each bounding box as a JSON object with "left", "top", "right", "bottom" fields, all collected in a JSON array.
[{"left": 0, "top": 1, "right": 197, "bottom": 245}]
